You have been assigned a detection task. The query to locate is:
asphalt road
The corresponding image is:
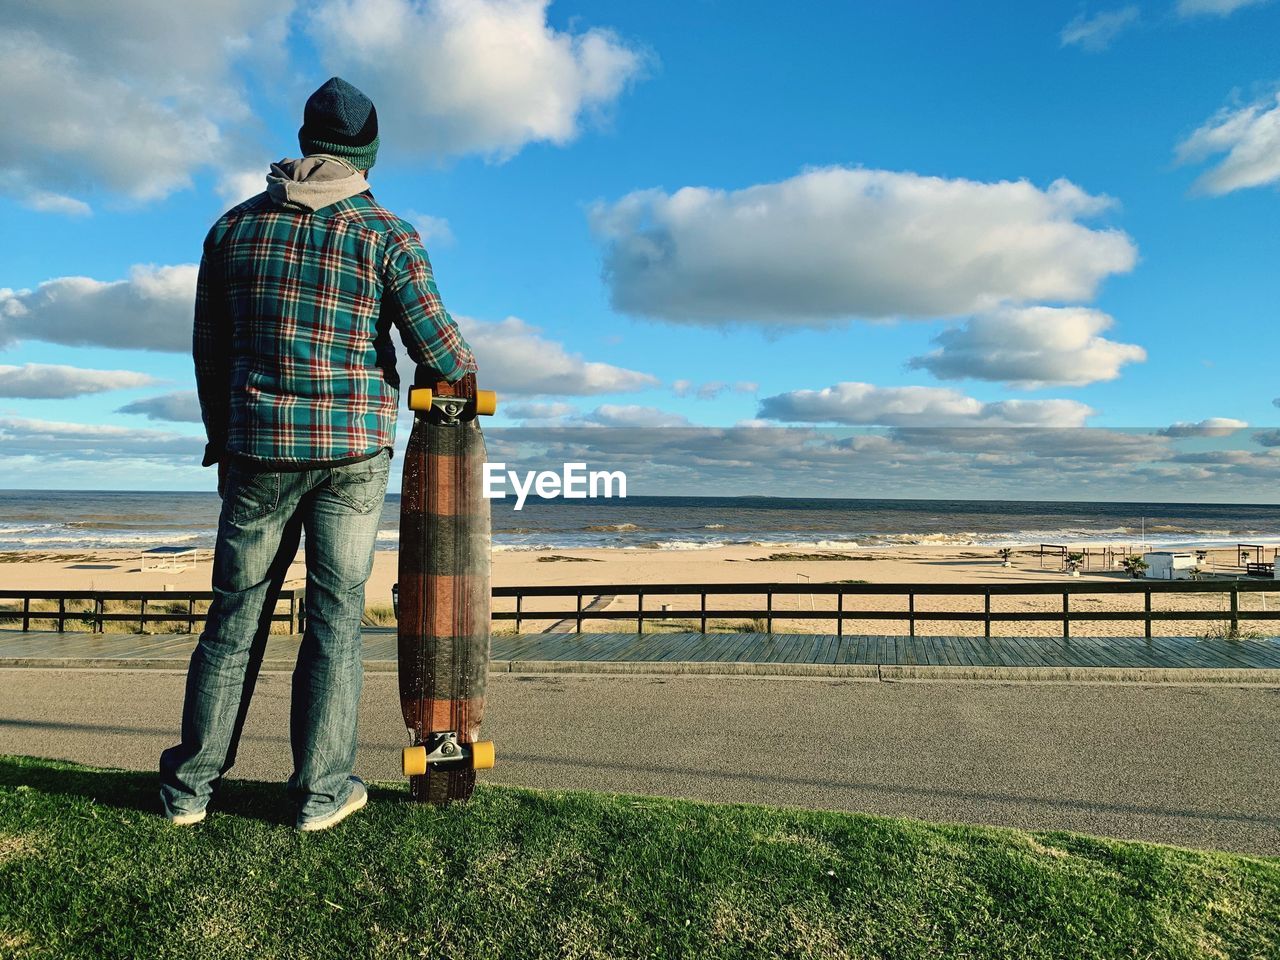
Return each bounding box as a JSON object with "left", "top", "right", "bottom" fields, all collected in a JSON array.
[{"left": 2, "top": 668, "right": 1277, "bottom": 856}]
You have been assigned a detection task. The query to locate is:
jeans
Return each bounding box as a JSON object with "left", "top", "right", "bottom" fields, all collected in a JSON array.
[{"left": 159, "top": 449, "right": 390, "bottom": 824}]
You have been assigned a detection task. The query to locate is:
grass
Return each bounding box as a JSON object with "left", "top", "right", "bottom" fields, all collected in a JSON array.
[
  {"left": 361, "top": 604, "right": 398, "bottom": 627},
  {"left": 632, "top": 617, "right": 801, "bottom": 635},
  {"left": 1198, "top": 622, "right": 1268, "bottom": 641},
  {"left": 0, "top": 757, "right": 1277, "bottom": 960},
  {"left": 0, "top": 599, "right": 294, "bottom": 636},
  {"left": 0, "top": 598, "right": 207, "bottom": 635}
]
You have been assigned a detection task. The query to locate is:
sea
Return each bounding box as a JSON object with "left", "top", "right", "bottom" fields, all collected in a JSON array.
[{"left": 1, "top": 490, "right": 1278, "bottom": 554}]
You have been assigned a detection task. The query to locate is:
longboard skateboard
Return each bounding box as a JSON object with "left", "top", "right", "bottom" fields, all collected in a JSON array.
[{"left": 396, "top": 374, "right": 497, "bottom": 803}]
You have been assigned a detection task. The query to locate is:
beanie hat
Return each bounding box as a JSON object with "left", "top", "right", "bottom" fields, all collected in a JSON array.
[{"left": 298, "top": 77, "right": 380, "bottom": 170}]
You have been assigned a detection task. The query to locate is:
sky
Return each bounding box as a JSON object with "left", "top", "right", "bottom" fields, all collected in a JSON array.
[{"left": 1, "top": 0, "right": 1278, "bottom": 498}]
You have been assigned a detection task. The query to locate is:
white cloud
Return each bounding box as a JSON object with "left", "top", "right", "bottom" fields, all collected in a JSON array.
[
  {"left": 0, "top": 1, "right": 293, "bottom": 210},
  {"left": 1158, "top": 418, "right": 1248, "bottom": 437},
  {"left": 503, "top": 401, "right": 576, "bottom": 421},
  {"left": 0, "top": 416, "right": 204, "bottom": 461},
  {"left": 26, "top": 190, "right": 92, "bottom": 217},
  {"left": 1176, "top": 92, "right": 1280, "bottom": 195},
  {"left": 671, "top": 380, "right": 758, "bottom": 400},
  {"left": 476, "top": 422, "right": 1280, "bottom": 500},
  {"left": 407, "top": 212, "right": 455, "bottom": 247},
  {"left": 590, "top": 167, "right": 1137, "bottom": 326},
  {"left": 306, "top": 0, "right": 646, "bottom": 161},
  {"left": 886, "top": 426, "right": 1170, "bottom": 463},
  {"left": 907, "top": 307, "right": 1147, "bottom": 388},
  {"left": 0, "top": 265, "right": 199, "bottom": 351},
  {"left": 117, "top": 391, "right": 203, "bottom": 423},
  {"left": 757, "top": 382, "right": 1094, "bottom": 428},
  {"left": 0, "top": 265, "right": 657, "bottom": 402},
  {"left": 1176, "top": 0, "right": 1270, "bottom": 16},
  {"left": 1060, "top": 7, "right": 1140, "bottom": 52},
  {"left": 456, "top": 316, "right": 658, "bottom": 395},
  {"left": 581, "top": 404, "right": 691, "bottom": 428},
  {"left": 0, "top": 363, "right": 159, "bottom": 399},
  {"left": 216, "top": 169, "right": 269, "bottom": 206}
]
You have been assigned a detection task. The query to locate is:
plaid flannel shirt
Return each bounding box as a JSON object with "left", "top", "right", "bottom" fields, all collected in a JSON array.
[{"left": 193, "top": 191, "right": 475, "bottom": 467}]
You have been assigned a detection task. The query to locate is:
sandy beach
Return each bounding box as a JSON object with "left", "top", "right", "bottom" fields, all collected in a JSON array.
[{"left": 2, "top": 543, "right": 1275, "bottom": 639}]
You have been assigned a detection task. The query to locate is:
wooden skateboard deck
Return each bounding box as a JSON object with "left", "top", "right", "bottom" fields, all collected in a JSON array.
[{"left": 396, "top": 376, "right": 497, "bottom": 803}]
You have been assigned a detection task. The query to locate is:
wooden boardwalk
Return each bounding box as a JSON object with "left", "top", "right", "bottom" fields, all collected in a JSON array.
[{"left": 3, "top": 628, "right": 1280, "bottom": 672}]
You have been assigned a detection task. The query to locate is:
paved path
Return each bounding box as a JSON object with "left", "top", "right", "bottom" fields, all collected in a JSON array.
[
  {"left": 2, "top": 668, "right": 1277, "bottom": 856},
  {"left": 5, "top": 628, "right": 1280, "bottom": 681}
]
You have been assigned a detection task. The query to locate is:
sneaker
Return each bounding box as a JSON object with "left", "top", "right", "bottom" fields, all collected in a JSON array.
[
  {"left": 297, "top": 777, "right": 367, "bottom": 833},
  {"left": 160, "top": 792, "right": 207, "bottom": 826}
]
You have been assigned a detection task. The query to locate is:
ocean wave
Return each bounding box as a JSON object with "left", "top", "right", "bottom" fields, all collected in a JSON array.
[
  {"left": 0, "top": 523, "right": 63, "bottom": 536},
  {"left": 632, "top": 539, "right": 728, "bottom": 551},
  {"left": 0, "top": 531, "right": 207, "bottom": 550},
  {"left": 582, "top": 523, "right": 644, "bottom": 533},
  {"left": 871, "top": 532, "right": 982, "bottom": 546}
]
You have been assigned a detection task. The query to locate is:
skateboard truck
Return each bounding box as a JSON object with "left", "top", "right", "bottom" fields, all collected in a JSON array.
[
  {"left": 407, "top": 386, "right": 497, "bottom": 424},
  {"left": 403, "top": 731, "right": 496, "bottom": 776}
]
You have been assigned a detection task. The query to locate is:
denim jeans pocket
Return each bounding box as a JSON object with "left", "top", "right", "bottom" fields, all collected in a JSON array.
[
  {"left": 228, "top": 466, "right": 281, "bottom": 524},
  {"left": 328, "top": 452, "right": 390, "bottom": 514}
]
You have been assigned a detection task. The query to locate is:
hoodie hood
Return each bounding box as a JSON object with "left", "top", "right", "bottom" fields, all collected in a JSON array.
[{"left": 266, "top": 156, "right": 369, "bottom": 212}]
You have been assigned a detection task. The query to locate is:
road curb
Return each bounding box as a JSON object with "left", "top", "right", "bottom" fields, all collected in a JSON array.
[
  {"left": 503, "top": 659, "right": 883, "bottom": 678},
  {"left": 4, "top": 657, "right": 1280, "bottom": 684},
  {"left": 876, "top": 664, "right": 1280, "bottom": 684}
]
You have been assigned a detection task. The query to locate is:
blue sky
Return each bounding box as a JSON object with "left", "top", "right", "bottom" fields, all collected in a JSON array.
[{"left": 1, "top": 1, "right": 1278, "bottom": 495}]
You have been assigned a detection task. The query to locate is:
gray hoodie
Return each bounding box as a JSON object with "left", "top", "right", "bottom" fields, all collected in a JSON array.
[{"left": 265, "top": 156, "right": 370, "bottom": 213}]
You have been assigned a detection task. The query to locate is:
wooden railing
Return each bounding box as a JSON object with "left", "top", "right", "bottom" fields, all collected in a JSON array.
[
  {"left": 493, "top": 580, "right": 1280, "bottom": 639},
  {"left": 5, "top": 581, "right": 1278, "bottom": 640},
  {"left": 0, "top": 588, "right": 306, "bottom": 634}
]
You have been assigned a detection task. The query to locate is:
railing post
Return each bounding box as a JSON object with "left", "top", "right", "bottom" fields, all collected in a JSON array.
[
  {"left": 95, "top": 598, "right": 104, "bottom": 633},
  {"left": 837, "top": 592, "right": 843, "bottom": 638},
  {"left": 515, "top": 593, "right": 522, "bottom": 634},
  {"left": 1144, "top": 590, "right": 1152, "bottom": 640},
  {"left": 22, "top": 597, "right": 30, "bottom": 632},
  {"left": 187, "top": 597, "right": 194, "bottom": 634},
  {"left": 908, "top": 593, "right": 915, "bottom": 638},
  {"left": 1062, "top": 592, "right": 1070, "bottom": 640},
  {"left": 1230, "top": 584, "right": 1239, "bottom": 637},
  {"left": 57, "top": 597, "right": 65, "bottom": 634},
  {"left": 766, "top": 590, "right": 773, "bottom": 633},
  {"left": 576, "top": 591, "right": 583, "bottom": 634},
  {"left": 700, "top": 592, "right": 707, "bottom": 635},
  {"left": 139, "top": 598, "right": 147, "bottom": 634},
  {"left": 984, "top": 590, "right": 991, "bottom": 639},
  {"left": 637, "top": 592, "right": 644, "bottom": 634}
]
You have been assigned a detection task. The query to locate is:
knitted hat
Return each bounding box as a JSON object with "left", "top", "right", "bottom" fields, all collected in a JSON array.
[{"left": 298, "top": 77, "right": 380, "bottom": 170}]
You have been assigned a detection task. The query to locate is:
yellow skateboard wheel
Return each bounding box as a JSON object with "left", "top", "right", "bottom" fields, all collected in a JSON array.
[
  {"left": 407, "top": 387, "right": 433, "bottom": 411},
  {"left": 475, "top": 390, "right": 498, "bottom": 416},
  {"left": 403, "top": 745, "right": 428, "bottom": 777},
  {"left": 470, "top": 740, "right": 495, "bottom": 770}
]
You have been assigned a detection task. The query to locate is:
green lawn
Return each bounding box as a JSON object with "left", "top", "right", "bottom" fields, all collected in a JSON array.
[{"left": 0, "top": 756, "right": 1276, "bottom": 959}]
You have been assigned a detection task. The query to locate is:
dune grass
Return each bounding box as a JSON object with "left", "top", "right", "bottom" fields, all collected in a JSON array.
[
  {"left": 0, "top": 599, "right": 299, "bottom": 636},
  {"left": 1, "top": 756, "right": 1277, "bottom": 959}
]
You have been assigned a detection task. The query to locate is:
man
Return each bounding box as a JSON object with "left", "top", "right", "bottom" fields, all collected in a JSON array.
[{"left": 160, "top": 77, "right": 476, "bottom": 832}]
